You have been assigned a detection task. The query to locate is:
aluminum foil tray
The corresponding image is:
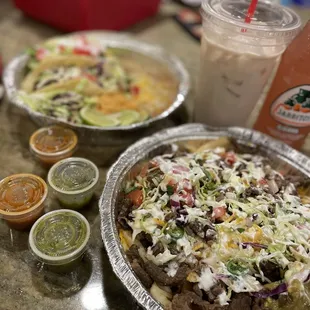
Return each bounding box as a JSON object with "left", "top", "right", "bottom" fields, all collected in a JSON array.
[
  {"left": 3, "top": 31, "right": 190, "bottom": 146},
  {"left": 99, "top": 123, "right": 310, "bottom": 310}
]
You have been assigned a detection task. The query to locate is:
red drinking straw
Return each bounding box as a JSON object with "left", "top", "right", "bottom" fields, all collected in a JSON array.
[
  {"left": 242, "top": 0, "right": 258, "bottom": 32},
  {"left": 245, "top": 0, "right": 258, "bottom": 24}
]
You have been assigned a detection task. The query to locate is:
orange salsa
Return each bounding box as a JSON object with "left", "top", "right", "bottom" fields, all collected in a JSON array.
[{"left": 0, "top": 174, "right": 48, "bottom": 230}]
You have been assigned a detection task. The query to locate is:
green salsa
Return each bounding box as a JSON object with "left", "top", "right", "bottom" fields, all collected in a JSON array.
[
  {"left": 267, "top": 282, "right": 310, "bottom": 310},
  {"left": 33, "top": 211, "right": 87, "bottom": 257},
  {"left": 51, "top": 160, "right": 96, "bottom": 192}
]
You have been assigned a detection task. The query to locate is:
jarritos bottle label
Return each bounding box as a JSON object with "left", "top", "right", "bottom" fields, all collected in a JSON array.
[
  {"left": 271, "top": 86, "right": 310, "bottom": 127},
  {"left": 254, "top": 21, "right": 310, "bottom": 150},
  {"left": 254, "top": 84, "right": 310, "bottom": 149}
]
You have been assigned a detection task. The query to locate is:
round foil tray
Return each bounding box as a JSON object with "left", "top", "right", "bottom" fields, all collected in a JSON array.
[
  {"left": 99, "top": 123, "right": 310, "bottom": 310},
  {"left": 3, "top": 31, "right": 190, "bottom": 146}
]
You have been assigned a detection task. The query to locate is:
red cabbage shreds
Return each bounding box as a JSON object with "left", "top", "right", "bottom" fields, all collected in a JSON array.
[
  {"left": 181, "top": 178, "right": 192, "bottom": 191},
  {"left": 252, "top": 283, "right": 287, "bottom": 298},
  {"left": 215, "top": 274, "right": 231, "bottom": 280},
  {"left": 171, "top": 199, "right": 181, "bottom": 208},
  {"left": 179, "top": 191, "right": 194, "bottom": 207},
  {"left": 173, "top": 165, "right": 190, "bottom": 172}
]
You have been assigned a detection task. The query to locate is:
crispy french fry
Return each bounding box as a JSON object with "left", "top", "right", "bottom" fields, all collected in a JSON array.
[
  {"left": 298, "top": 187, "right": 310, "bottom": 204},
  {"left": 119, "top": 229, "right": 133, "bottom": 251},
  {"left": 193, "top": 242, "right": 204, "bottom": 251},
  {"left": 196, "top": 137, "right": 231, "bottom": 153},
  {"left": 154, "top": 218, "right": 165, "bottom": 226},
  {"left": 186, "top": 272, "right": 200, "bottom": 283},
  {"left": 150, "top": 283, "right": 172, "bottom": 308},
  {"left": 179, "top": 140, "right": 208, "bottom": 153}
]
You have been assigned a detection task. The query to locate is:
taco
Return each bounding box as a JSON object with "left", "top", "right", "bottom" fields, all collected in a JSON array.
[
  {"left": 22, "top": 53, "right": 132, "bottom": 96},
  {"left": 19, "top": 90, "right": 93, "bottom": 124},
  {"left": 19, "top": 34, "right": 179, "bottom": 127},
  {"left": 21, "top": 55, "right": 98, "bottom": 92},
  {"left": 19, "top": 86, "right": 150, "bottom": 127},
  {"left": 25, "top": 34, "right": 105, "bottom": 71}
]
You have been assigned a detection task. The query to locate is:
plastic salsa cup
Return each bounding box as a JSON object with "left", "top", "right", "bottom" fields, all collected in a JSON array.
[
  {"left": 47, "top": 157, "right": 99, "bottom": 209},
  {"left": 29, "top": 209, "right": 90, "bottom": 273},
  {"left": 29, "top": 126, "right": 78, "bottom": 165},
  {"left": 0, "top": 174, "right": 48, "bottom": 230}
]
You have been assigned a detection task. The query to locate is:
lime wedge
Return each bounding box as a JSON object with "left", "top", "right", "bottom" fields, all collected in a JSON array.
[
  {"left": 117, "top": 110, "right": 141, "bottom": 126},
  {"left": 80, "top": 105, "right": 120, "bottom": 127},
  {"left": 139, "top": 110, "right": 149, "bottom": 122}
]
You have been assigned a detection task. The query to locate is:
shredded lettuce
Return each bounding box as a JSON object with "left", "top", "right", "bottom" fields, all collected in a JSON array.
[{"left": 124, "top": 145, "right": 310, "bottom": 302}]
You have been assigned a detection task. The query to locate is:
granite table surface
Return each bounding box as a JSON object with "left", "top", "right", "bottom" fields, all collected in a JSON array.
[
  {"left": 0, "top": 1, "right": 198, "bottom": 310},
  {"left": 0, "top": 1, "right": 308, "bottom": 310}
]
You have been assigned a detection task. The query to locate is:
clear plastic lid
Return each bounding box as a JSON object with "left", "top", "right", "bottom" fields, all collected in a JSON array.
[
  {"left": 29, "top": 209, "right": 90, "bottom": 265},
  {"left": 0, "top": 174, "right": 48, "bottom": 217},
  {"left": 30, "top": 126, "right": 78, "bottom": 157},
  {"left": 48, "top": 157, "right": 99, "bottom": 194},
  {"left": 201, "top": 0, "right": 301, "bottom": 42}
]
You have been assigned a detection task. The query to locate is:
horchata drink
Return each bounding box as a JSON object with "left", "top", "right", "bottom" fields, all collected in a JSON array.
[{"left": 195, "top": 0, "right": 301, "bottom": 127}]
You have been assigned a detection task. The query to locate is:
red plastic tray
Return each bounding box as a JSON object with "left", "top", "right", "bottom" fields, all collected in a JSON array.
[{"left": 13, "top": 0, "right": 161, "bottom": 31}]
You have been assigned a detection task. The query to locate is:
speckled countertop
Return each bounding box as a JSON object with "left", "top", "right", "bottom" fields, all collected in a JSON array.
[
  {"left": 0, "top": 1, "right": 197, "bottom": 310},
  {"left": 0, "top": 1, "right": 308, "bottom": 310}
]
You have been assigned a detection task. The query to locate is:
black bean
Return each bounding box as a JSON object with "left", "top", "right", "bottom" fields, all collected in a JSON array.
[
  {"left": 205, "top": 229, "right": 217, "bottom": 242},
  {"left": 216, "top": 192, "right": 225, "bottom": 202},
  {"left": 165, "top": 212, "right": 176, "bottom": 222},
  {"left": 226, "top": 186, "right": 235, "bottom": 192},
  {"left": 152, "top": 242, "right": 164, "bottom": 256},
  {"left": 251, "top": 213, "right": 258, "bottom": 221},
  {"left": 259, "top": 260, "right": 282, "bottom": 282},
  {"left": 51, "top": 93, "right": 72, "bottom": 101}
]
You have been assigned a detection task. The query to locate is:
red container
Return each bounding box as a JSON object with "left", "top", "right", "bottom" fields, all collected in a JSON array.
[{"left": 13, "top": 0, "right": 161, "bottom": 31}]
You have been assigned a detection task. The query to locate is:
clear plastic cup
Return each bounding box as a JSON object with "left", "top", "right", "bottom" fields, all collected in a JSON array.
[
  {"left": 29, "top": 126, "right": 78, "bottom": 166},
  {"left": 195, "top": 0, "right": 302, "bottom": 127},
  {"left": 0, "top": 174, "right": 48, "bottom": 230},
  {"left": 47, "top": 157, "right": 99, "bottom": 209},
  {"left": 29, "top": 209, "right": 90, "bottom": 273}
]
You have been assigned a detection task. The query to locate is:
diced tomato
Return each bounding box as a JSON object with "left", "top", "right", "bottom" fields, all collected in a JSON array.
[
  {"left": 140, "top": 163, "right": 149, "bottom": 178},
  {"left": 83, "top": 73, "right": 96, "bottom": 81},
  {"left": 182, "top": 178, "right": 192, "bottom": 193},
  {"left": 168, "top": 179, "right": 177, "bottom": 185},
  {"left": 181, "top": 191, "right": 194, "bottom": 207},
  {"left": 212, "top": 206, "right": 226, "bottom": 219},
  {"left": 127, "top": 189, "right": 143, "bottom": 207},
  {"left": 258, "top": 178, "right": 267, "bottom": 186},
  {"left": 149, "top": 159, "right": 159, "bottom": 168},
  {"left": 224, "top": 152, "right": 236, "bottom": 166},
  {"left": 131, "top": 86, "right": 140, "bottom": 96},
  {"left": 36, "top": 48, "right": 47, "bottom": 61},
  {"left": 58, "top": 45, "right": 66, "bottom": 53},
  {"left": 73, "top": 47, "right": 92, "bottom": 56},
  {"left": 128, "top": 162, "right": 149, "bottom": 180},
  {"left": 79, "top": 34, "right": 89, "bottom": 46},
  {"left": 167, "top": 179, "right": 177, "bottom": 192}
]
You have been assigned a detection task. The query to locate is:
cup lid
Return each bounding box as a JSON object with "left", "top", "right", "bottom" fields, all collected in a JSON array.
[
  {"left": 29, "top": 209, "right": 90, "bottom": 265},
  {"left": 48, "top": 157, "right": 99, "bottom": 194},
  {"left": 202, "top": 0, "right": 301, "bottom": 34},
  {"left": 30, "top": 126, "right": 78, "bottom": 157},
  {"left": 0, "top": 174, "right": 48, "bottom": 218}
]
